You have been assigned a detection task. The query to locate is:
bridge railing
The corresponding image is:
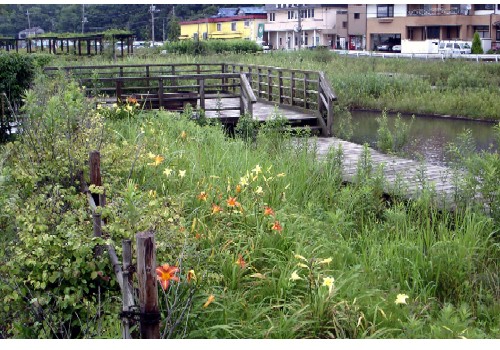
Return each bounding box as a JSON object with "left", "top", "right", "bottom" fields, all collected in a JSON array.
[
  {"left": 44, "top": 63, "right": 337, "bottom": 134},
  {"left": 224, "top": 63, "right": 337, "bottom": 136}
]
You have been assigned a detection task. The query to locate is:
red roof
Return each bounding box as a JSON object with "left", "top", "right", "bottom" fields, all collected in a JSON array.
[{"left": 180, "top": 14, "right": 267, "bottom": 25}]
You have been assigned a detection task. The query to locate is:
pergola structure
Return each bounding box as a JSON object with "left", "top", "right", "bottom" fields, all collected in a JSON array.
[{"left": 0, "top": 33, "right": 135, "bottom": 57}]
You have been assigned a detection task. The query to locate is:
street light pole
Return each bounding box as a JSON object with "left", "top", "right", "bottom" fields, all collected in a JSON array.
[
  {"left": 149, "top": 5, "right": 160, "bottom": 44},
  {"left": 297, "top": 7, "right": 302, "bottom": 50}
]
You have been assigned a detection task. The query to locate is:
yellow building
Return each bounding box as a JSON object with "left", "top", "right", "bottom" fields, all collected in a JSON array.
[{"left": 179, "top": 7, "right": 267, "bottom": 42}]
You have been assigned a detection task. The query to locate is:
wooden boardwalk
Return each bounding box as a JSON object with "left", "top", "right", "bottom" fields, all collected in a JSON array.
[{"left": 313, "top": 137, "right": 460, "bottom": 209}]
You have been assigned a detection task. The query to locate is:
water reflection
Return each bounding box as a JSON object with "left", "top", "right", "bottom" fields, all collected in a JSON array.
[{"left": 337, "top": 111, "right": 498, "bottom": 166}]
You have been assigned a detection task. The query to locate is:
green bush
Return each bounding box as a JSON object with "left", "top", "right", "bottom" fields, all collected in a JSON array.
[
  {"left": 471, "top": 32, "right": 484, "bottom": 54},
  {"left": 163, "top": 39, "right": 261, "bottom": 55}
]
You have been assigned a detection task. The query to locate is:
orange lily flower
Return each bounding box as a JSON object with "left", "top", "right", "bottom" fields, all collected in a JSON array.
[
  {"left": 212, "top": 203, "right": 222, "bottom": 214},
  {"left": 156, "top": 264, "right": 180, "bottom": 290},
  {"left": 271, "top": 221, "right": 283, "bottom": 232},
  {"left": 235, "top": 184, "right": 242, "bottom": 193},
  {"left": 203, "top": 294, "right": 215, "bottom": 308},
  {"left": 197, "top": 191, "right": 208, "bottom": 201},
  {"left": 126, "top": 96, "right": 138, "bottom": 104},
  {"left": 187, "top": 269, "right": 196, "bottom": 283},
  {"left": 264, "top": 206, "right": 275, "bottom": 216},
  {"left": 236, "top": 254, "right": 246, "bottom": 269},
  {"left": 226, "top": 196, "right": 240, "bottom": 207},
  {"left": 152, "top": 155, "right": 164, "bottom": 166}
]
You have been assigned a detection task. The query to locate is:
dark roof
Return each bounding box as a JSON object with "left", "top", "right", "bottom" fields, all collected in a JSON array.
[{"left": 215, "top": 6, "right": 265, "bottom": 18}]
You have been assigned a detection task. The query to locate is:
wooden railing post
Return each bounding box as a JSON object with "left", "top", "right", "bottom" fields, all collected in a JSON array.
[
  {"left": 267, "top": 68, "right": 273, "bottom": 102},
  {"left": 199, "top": 78, "right": 205, "bottom": 110},
  {"left": 116, "top": 80, "right": 123, "bottom": 103},
  {"left": 303, "top": 72, "right": 309, "bottom": 109},
  {"left": 92, "top": 213, "right": 103, "bottom": 257},
  {"left": 257, "top": 68, "right": 262, "bottom": 99},
  {"left": 291, "top": 71, "right": 295, "bottom": 106},
  {"left": 278, "top": 70, "right": 284, "bottom": 104},
  {"left": 136, "top": 230, "right": 160, "bottom": 339},
  {"left": 146, "top": 66, "right": 150, "bottom": 88},
  {"left": 221, "top": 64, "right": 227, "bottom": 93},
  {"left": 158, "top": 78, "right": 164, "bottom": 109}
]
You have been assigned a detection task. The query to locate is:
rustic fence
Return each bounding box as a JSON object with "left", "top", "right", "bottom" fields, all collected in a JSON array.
[{"left": 85, "top": 150, "right": 162, "bottom": 339}]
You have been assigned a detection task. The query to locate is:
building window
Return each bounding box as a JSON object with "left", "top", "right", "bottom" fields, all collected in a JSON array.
[
  {"left": 474, "top": 26, "right": 490, "bottom": 38},
  {"left": 279, "top": 37, "right": 282, "bottom": 47},
  {"left": 496, "top": 28, "right": 500, "bottom": 40},
  {"left": 244, "top": 20, "right": 250, "bottom": 27},
  {"left": 231, "top": 22, "right": 237, "bottom": 31},
  {"left": 473, "top": 4, "right": 494, "bottom": 11},
  {"left": 216, "top": 23, "right": 222, "bottom": 31},
  {"left": 342, "top": 21, "right": 347, "bottom": 29},
  {"left": 354, "top": 12, "right": 360, "bottom": 19},
  {"left": 269, "top": 13, "right": 275, "bottom": 22},
  {"left": 288, "top": 10, "right": 294, "bottom": 19},
  {"left": 426, "top": 26, "right": 440, "bottom": 39},
  {"left": 377, "top": 4, "right": 394, "bottom": 18}
]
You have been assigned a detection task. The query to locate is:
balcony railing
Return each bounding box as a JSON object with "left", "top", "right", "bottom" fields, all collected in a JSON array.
[{"left": 407, "top": 8, "right": 468, "bottom": 16}]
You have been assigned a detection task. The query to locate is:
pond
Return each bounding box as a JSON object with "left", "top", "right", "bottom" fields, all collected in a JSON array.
[{"left": 335, "top": 110, "right": 499, "bottom": 166}]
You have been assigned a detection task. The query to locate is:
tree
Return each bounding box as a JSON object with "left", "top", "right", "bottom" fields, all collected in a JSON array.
[
  {"left": 166, "top": 13, "right": 180, "bottom": 42},
  {"left": 471, "top": 32, "right": 483, "bottom": 54}
]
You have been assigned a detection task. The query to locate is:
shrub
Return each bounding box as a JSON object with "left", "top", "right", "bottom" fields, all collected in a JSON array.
[{"left": 471, "top": 32, "right": 483, "bottom": 54}]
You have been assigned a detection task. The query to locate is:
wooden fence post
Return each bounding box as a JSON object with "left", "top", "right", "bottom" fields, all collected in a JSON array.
[
  {"left": 136, "top": 230, "right": 160, "bottom": 339},
  {"left": 290, "top": 71, "right": 295, "bottom": 106},
  {"left": 199, "top": 78, "right": 205, "bottom": 111},
  {"left": 89, "top": 150, "right": 102, "bottom": 206},
  {"left": 121, "top": 239, "right": 133, "bottom": 339},
  {"left": 92, "top": 213, "right": 103, "bottom": 257}
]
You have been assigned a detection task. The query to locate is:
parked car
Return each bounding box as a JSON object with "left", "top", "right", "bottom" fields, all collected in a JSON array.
[
  {"left": 391, "top": 44, "right": 401, "bottom": 53},
  {"left": 438, "top": 41, "right": 471, "bottom": 56},
  {"left": 377, "top": 41, "right": 393, "bottom": 51}
]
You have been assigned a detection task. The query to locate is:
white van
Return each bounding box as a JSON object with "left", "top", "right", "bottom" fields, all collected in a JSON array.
[{"left": 438, "top": 41, "right": 471, "bottom": 56}]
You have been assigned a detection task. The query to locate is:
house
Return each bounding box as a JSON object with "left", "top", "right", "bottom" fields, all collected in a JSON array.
[
  {"left": 179, "top": 7, "right": 267, "bottom": 42},
  {"left": 367, "top": 4, "right": 500, "bottom": 53},
  {"left": 18, "top": 27, "right": 45, "bottom": 39},
  {"left": 264, "top": 4, "right": 353, "bottom": 50}
]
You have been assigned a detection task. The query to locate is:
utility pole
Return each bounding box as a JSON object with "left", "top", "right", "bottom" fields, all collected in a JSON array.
[
  {"left": 149, "top": 4, "right": 160, "bottom": 44},
  {"left": 26, "top": 10, "right": 31, "bottom": 30},
  {"left": 162, "top": 18, "right": 165, "bottom": 42},
  {"left": 81, "top": 4, "right": 88, "bottom": 34}
]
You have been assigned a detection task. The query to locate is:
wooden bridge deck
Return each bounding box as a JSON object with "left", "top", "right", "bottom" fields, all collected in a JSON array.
[{"left": 313, "top": 137, "right": 462, "bottom": 210}]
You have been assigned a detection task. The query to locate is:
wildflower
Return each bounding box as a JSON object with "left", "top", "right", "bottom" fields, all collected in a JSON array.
[
  {"left": 296, "top": 263, "right": 309, "bottom": 269},
  {"left": 149, "top": 155, "right": 164, "bottom": 166},
  {"left": 180, "top": 131, "right": 187, "bottom": 140},
  {"left": 163, "top": 168, "right": 173, "bottom": 176},
  {"left": 148, "top": 152, "right": 156, "bottom": 158},
  {"left": 271, "top": 220, "right": 283, "bottom": 232},
  {"left": 235, "top": 184, "right": 242, "bottom": 193},
  {"left": 126, "top": 96, "right": 138, "bottom": 104},
  {"left": 148, "top": 190, "right": 157, "bottom": 198},
  {"left": 156, "top": 264, "right": 179, "bottom": 290},
  {"left": 322, "top": 277, "right": 335, "bottom": 294},
  {"left": 252, "top": 164, "right": 262, "bottom": 174},
  {"left": 226, "top": 197, "right": 240, "bottom": 208},
  {"left": 249, "top": 273, "right": 266, "bottom": 279},
  {"left": 263, "top": 206, "right": 275, "bottom": 216},
  {"left": 211, "top": 203, "right": 222, "bottom": 214},
  {"left": 126, "top": 105, "right": 133, "bottom": 112},
  {"left": 236, "top": 254, "right": 246, "bottom": 269},
  {"left": 96, "top": 104, "right": 102, "bottom": 110},
  {"left": 179, "top": 170, "right": 186, "bottom": 178},
  {"left": 116, "top": 108, "right": 122, "bottom": 114},
  {"left": 187, "top": 269, "right": 196, "bottom": 283},
  {"left": 112, "top": 103, "right": 118, "bottom": 108},
  {"left": 277, "top": 173, "right": 286, "bottom": 177},
  {"left": 203, "top": 294, "right": 215, "bottom": 308},
  {"left": 318, "top": 258, "right": 332, "bottom": 265},
  {"left": 289, "top": 270, "right": 302, "bottom": 281},
  {"left": 294, "top": 254, "right": 307, "bottom": 262},
  {"left": 135, "top": 103, "right": 140, "bottom": 107},
  {"left": 255, "top": 186, "right": 263, "bottom": 195},
  {"left": 395, "top": 293, "right": 409, "bottom": 305},
  {"left": 239, "top": 176, "right": 249, "bottom": 186},
  {"left": 197, "top": 191, "right": 208, "bottom": 201}
]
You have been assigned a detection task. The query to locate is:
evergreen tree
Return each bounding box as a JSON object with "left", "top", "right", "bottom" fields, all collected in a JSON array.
[
  {"left": 471, "top": 32, "right": 483, "bottom": 54},
  {"left": 166, "top": 13, "right": 180, "bottom": 42}
]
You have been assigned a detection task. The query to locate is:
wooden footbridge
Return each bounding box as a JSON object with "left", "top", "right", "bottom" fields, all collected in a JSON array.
[
  {"left": 43, "top": 63, "right": 478, "bottom": 211},
  {"left": 44, "top": 63, "right": 336, "bottom": 136}
]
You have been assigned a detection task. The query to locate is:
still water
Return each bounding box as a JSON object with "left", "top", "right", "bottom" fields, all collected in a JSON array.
[{"left": 335, "top": 111, "right": 499, "bottom": 166}]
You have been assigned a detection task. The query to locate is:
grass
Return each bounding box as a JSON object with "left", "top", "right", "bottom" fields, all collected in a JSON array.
[
  {"left": 0, "top": 56, "right": 499, "bottom": 339},
  {"left": 46, "top": 49, "right": 500, "bottom": 120}
]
